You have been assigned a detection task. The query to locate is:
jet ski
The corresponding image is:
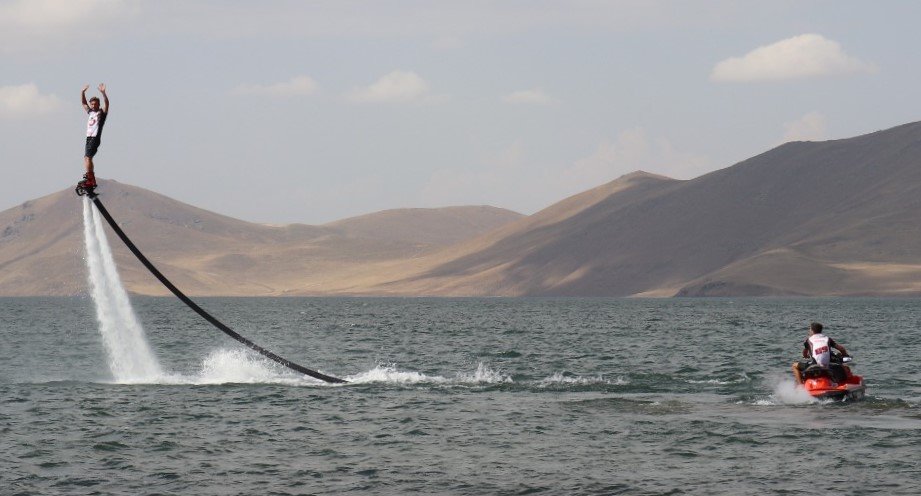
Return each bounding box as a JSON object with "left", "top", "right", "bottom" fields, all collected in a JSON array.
[{"left": 801, "top": 353, "right": 866, "bottom": 401}]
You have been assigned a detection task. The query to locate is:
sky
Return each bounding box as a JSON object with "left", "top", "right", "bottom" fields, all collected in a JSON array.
[{"left": 2, "top": 0, "right": 921, "bottom": 224}]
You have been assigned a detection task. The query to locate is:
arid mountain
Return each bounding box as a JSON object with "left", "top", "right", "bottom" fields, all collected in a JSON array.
[
  {"left": 0, "top": 181, "right": 522, "bottom": 296},
  {"left": 359, "top": 121, "right": 921, "bottom": 296},
  {"left": 5, "top": 121, "right": 921, "bottom": 297},
  {"left": 353, "top": 171, "right": 681, "bottom": 295}
]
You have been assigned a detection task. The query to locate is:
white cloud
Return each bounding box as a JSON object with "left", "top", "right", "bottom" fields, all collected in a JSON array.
[
  {"left": 230, "top": 76, "right": 319, "bottom": 97},
  {"left": 711, "top": 34, "right": 875, "bottom": 83},
  {"left": 559, "top": 128, "right": 709, "bottom": 188},
  {"left": 782, "top": 112, "right": 828, "bottom": 142},
  {"left": 347, "top": 71, "right": 436, "bottom": 104},
  {"left": 0, "top": 84, "right": 64, "bottom": 116},
  {"left": 503, "top": 88, "right": 556, "bottom": 105},
  {"left": 0, "top": 0, "right": 137, "bottom": 51},
  {"left": 0, "top": 0, "right": 108, "bottom": 28},
  {"left": 561, "top": 130, "right": 652, "bottom": 189}
]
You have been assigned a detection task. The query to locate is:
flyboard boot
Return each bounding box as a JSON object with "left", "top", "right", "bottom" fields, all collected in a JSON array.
[{"left": 75, "top": 171, "right": 97, "bottom": 197}]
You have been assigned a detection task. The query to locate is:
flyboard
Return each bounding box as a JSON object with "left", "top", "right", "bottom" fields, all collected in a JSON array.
[{"left": 77, "top": 183, "right": 346, "bottom": 384}]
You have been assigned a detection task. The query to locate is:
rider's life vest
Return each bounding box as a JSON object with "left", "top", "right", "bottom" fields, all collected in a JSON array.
[{"left": 808, "top": 333, "right": 832, "bottom": 367}]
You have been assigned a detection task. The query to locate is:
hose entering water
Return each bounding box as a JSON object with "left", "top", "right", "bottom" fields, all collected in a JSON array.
[{"left": 88, "top": 195, "right": 347, "bottom": 384}]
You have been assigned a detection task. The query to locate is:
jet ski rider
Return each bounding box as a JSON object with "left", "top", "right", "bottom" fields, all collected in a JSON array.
[{"left": 792, "top": 322, "right": 850, "bottom": 385}]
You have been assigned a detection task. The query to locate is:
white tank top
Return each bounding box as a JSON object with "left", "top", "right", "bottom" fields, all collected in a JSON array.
[
  {"left": 87, "top": 110, "right": 105, "bottom": 137},
  {"left": 808, "top": 334, "right": 831, "bottom": 367}
]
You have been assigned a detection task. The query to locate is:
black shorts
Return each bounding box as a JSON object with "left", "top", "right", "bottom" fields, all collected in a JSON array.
[{"left": 85, "top": 136, "right": 102, "bottom": 158}]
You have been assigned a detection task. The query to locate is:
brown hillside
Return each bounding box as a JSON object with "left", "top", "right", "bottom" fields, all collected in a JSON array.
[
  {"left": 5, "top": 121, "right": 921, "bottom": 297},
  {"left": 363, "top": 122, "right": 921, "bottom": 296},
  {"left": 0, "top": 181, "right": 521, "bottom": 296}
]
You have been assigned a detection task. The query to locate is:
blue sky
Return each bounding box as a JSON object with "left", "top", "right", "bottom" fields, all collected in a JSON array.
[{"left": 2, "top": 1, "right": 920, "bottom": 223}]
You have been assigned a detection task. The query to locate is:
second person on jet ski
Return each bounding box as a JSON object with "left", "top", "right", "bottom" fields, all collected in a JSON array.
[{"left": 792, "top": 322, "right": 850, "bottom": 385}]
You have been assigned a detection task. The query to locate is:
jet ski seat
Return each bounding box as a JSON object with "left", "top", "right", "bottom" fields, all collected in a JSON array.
[{"left": 804, "top": 364, "right": 847, "bottom": 383}]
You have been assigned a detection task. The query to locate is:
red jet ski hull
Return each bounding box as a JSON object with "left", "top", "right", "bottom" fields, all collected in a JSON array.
[{"left": 803, "top": 366, "right": 866, "bottom": 401}]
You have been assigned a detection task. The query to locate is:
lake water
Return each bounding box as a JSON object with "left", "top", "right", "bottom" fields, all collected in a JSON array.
[{"left": 2, "top": 297, "right": 920, "bottom": 495}]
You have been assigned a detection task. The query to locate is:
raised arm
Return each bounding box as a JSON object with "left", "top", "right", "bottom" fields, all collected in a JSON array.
[
  {"left": 98, "top": 83, "right": 109, "bottom": 113},
  {"left": 81, "top": 84, "right": 90, "bottom": 112}
]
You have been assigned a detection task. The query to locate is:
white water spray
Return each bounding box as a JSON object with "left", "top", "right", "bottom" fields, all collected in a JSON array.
[{"left": 82, "top": 198, "right": 163, "bottom": 382}]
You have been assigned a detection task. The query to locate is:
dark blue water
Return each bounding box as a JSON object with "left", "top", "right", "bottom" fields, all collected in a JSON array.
[{"left": 2, "top": 297, "right": 920, "bottom": 495}]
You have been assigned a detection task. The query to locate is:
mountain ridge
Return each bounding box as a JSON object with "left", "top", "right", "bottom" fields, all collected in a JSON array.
[
  {"left": 355, "top": 121, "right": 921, "bottom": 296},
  {"left": 4, "top": 121, "right": 921, "bottom": 296},
  {"left": 0, "top": 181, "right": 522, "bottom": 296}
]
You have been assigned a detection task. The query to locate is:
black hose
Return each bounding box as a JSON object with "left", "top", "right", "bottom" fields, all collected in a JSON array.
[{"left": 90, "top": 195, "right": 347, "bottom": 384}]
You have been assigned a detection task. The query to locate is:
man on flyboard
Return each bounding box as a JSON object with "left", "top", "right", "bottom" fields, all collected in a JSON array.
[{"left": 77, "top": 83, "right": 109, "bottom": 195}]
